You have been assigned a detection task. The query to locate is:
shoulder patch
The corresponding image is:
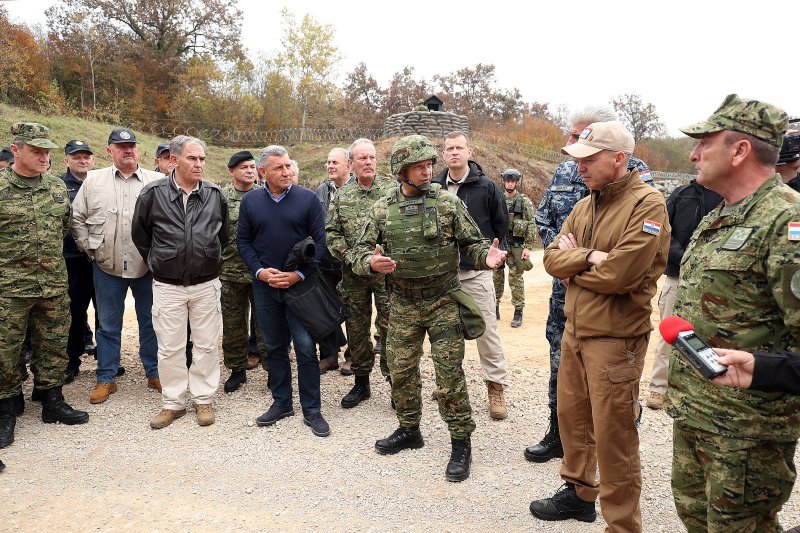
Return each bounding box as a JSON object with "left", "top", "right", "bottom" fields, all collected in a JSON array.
[
  {"left": 642, "top": 219, "right": 661, "bottom": 236},
  {"left": 788, "top": 221, "right": 800, "bottom": 241},
  {"left": 721, "top": 227, "right": 754, "bottom": 250}
]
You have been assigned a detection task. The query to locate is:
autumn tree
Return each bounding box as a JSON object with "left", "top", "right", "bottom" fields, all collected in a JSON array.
[
  {"left": 383, "top": 66, "right": 430, "bottom": 116},
  {"left": 275, "top": 8, "right": 341, "bottom": 138},
  {"left": 0, "top": 6, "right": 50, "bottom": 107},
  {"left": 611, "top": 93, "right": 665, "bottom": 142}
]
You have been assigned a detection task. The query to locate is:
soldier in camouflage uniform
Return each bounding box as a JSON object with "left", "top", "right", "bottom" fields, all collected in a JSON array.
[
  {"left": 526, "top": 105, "right": 653, "bottom": 464},
  {"left": 665, "top": 95, "right": 800, "bottom": 532},
  {"left": 0, "top": 123, "right": 89, "bottom": 449},
  {"left": 493, "top": 168, "right": 536, "bottom": 328},
  {"left": 221, "top": 151, "right": 266, "bottom": 393},
  {"left": 326, "top": 139, "right": 394, "bottom": 408},
  {"left": 349, "top": 134, "right": 506, "bottom": 482}
]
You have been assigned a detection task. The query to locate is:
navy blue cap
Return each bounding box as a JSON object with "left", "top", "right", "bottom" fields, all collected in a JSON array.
[
  {"left": 0, "top": 147, "right": 12, "bottom": 162},
  {"left": 108, "top": 128, "right": 138, "bottom": 145},
  {"left": 64, "top": 139, "right": 93, "bottom": 155},
  {"left": 156, "top": 143, "right": 170, "bottom": 158},
  {"left": 227, "top": 150, "right": 255, "bottom": 168}
]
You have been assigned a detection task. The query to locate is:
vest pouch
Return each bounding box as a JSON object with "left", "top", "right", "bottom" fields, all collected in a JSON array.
[
  {"left": 422, "top": 206, "right": 439, "bottom": 239},
  {"left": 511, "top": 247, "right": 534, "bottom": 271},
  {"left": 449, "top": 288, "right": 486, "bottom": 340}
]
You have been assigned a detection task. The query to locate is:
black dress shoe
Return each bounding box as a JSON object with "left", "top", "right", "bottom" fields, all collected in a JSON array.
[
  {"left": 65, "top": 365, "right": 80, "bottom": 385},
  {"left": 375, "top": 426, "right": 424, "bottom": 455},
  {"left": 341, "top": 376, "right": 370, "bottom": 409},
  {"left": 223, "top": 369, "right": 247, "bottom": 393},
  {"left": 530, "top": 483, "right": 596, "bottom": 523},
  {"left": 116, "top": 366, "right": 126, "bottom": 377},
  {"left": 0, "top": 397, "right": 16, "bottom": 448},
  {"left": 303, "top": 411, "right": 330, "bottom": 437},
  {"left": 445, "top": 437, "right": 472, "bottom": 482},
  {"left": 256, "top": 403, "right": 295, "bottom": 426},
  {"left": 11, "top": 393, "right": 24, "bottom": 416},
  {"left": 84, "top": 342, "right": 96, "bottom": 356}
]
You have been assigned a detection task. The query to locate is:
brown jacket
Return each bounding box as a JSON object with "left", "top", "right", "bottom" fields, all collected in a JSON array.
[{"left": 543, "top": 170, "right": 669, "bottom": 338}]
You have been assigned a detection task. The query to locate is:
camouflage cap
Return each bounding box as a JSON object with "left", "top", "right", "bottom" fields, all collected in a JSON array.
[
  {"left": 390, "top": 134, "right": 438, "bottom": 176},
  {"left": 11, "top": 122, "right": 59, "bottom": 149},
  {"left": 680, "top": 94, "right": 788, "bottom": 148}
]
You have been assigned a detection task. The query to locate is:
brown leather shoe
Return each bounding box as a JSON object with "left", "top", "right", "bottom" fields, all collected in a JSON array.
[
  {"left": 487, "top": 381, "right": 508, "bottom": 420},
  {"left": 246, "top": 353, "right": 261, "bottom": 370},
  {"left": 150, "top": 408, "right": 186, "bottom": 429},
  {"left": 646, "top": 391, "right": 665, "bottom": 410},
  {"left": 339, "top": 359, "right": 353, "bottom": 376},
  {"left": 89, "top": 382, "right": 118, "bottom": 404},
  {"left": 319, "top": 355, "right": 339, "bottom": 374},
  {"left": 147, "top": 377, "right": 162, "bottom": 392},
  {"left": 195, "top": 403, "right": 215, "bottom": 426}
]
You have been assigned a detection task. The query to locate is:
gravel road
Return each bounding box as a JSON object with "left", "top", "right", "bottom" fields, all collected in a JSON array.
[{"left": 2, "top": 253, "right": 798, "bottom": 532}]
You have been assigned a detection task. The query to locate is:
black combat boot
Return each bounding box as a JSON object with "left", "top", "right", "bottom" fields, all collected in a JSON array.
[
  {"left": 511, "top": 308, "right": 523, "bottom": 328},
  {"left": 524, "top": 409, "right": 563, "bottom": 462},
  {"left": 375, "top": 426, "right": 424, "bottom": 455},
  {"left": 223, "top": 369, "right": 247, "bottom": 393},
  {"left": 0, "top": 397, "right": 16, "bottom": 448},
  {"left": 530, "top": 482, "right": 596, "bottom": 522},
  {"left": 446, "top": 437, "right": 472, "bottom": 482},
  {"left": 341, "top": 375, "right": 371, "bottom": 409},
  {"left": 40, "top": 387, "right": 89, "bottom": 425},
  {"left": 11, "top": 393, "right": 24, "bottom": 416}
]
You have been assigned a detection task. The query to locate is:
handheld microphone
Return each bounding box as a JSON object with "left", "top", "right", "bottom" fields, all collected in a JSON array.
[{"left": 659, "top": 316, "right": 727, "bottom": 379}]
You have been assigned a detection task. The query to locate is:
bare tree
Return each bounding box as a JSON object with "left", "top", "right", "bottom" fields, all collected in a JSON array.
[{"left": 611, "top": 93, "right": 665, "bottom": 141}]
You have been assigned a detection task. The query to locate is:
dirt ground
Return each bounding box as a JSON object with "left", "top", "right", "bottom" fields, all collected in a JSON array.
[{"left": 2, "top": 250, "right": 798, "bottom": 532}]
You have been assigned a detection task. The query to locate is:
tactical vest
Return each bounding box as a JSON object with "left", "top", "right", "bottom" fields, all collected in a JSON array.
[
  {"left": 506, "top": 194, "right": 526, "bottom": 245},
  {"left": 384, "top": 185, "right": 459, "bottom": 281}
]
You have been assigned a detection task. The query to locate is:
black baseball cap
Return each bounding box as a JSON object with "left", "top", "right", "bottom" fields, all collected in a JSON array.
[
  {"left": 108, "top": 128, "right": 138, "bottom": 145},
  {"left": 64, "top": 140, "right": 93, "bottom": 155},
  {"left": 227, "top": 150, "right": 255, "bottom": 169},
  {"left": 156, "top": 143, "right": 170, "bottom": 158}
]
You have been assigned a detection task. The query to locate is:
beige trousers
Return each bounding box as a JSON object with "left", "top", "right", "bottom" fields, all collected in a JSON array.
[
  {"left": 152, "top": 278, "right": 222, "bottom": 410},
  {"left": 458, "top": 269, "right": 508, "bottom": 386},
  {"left": 649, "top": 276, "right": 678, "bottom": 394}
]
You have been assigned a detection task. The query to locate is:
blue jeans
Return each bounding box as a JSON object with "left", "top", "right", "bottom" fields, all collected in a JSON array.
[
  {"left": 252, "top": 280, "right": 320, "bottom": 413},
  {"left": 93, "top": 264, "right": 158, "bottom": 382}
]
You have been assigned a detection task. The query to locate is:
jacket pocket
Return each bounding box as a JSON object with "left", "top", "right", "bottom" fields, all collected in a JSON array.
[
  {"left": 151, "top": 245, "right": 180, "bottom": 280},
  {"left": 200, "top": 245, "right": 222, "bottom": 277},
  {"left": 85, "top": 215, "right": 106, "bottom": 251}
]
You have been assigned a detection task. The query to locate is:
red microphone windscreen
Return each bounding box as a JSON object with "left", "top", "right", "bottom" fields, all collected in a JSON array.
[{"left": 659, "top": 315, "right": 694, "bottom": 345}]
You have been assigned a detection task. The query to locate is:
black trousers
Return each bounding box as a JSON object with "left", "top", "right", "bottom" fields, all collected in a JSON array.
[
  {"left": 66, "top": 256, "right": 97, "bottom": 368},
  {"left": 317, "top": 267, "right": 347, "bottom": 359}
]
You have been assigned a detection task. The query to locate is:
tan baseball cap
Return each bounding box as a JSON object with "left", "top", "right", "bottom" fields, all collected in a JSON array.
[{"left": 562, "top": 121, "right": 635, "bottom": 158}]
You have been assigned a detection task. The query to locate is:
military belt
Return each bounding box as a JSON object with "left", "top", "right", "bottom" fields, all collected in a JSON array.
[{"left": 388, "top": 277, "right": 459, "bottom": 300}]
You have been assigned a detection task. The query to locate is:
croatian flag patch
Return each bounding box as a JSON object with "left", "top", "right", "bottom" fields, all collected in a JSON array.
[
  {"left": 579, "top": 128, "right": 592, "bottom": 139},
  {"left": 642, "top": 219, "right": 661, "bottom": 236},
  {"left": 640, "top": 170, "right": 651, "bottom": 181},
  {"left": 789, "top": 222, "right": 800, "bottom": 241}
]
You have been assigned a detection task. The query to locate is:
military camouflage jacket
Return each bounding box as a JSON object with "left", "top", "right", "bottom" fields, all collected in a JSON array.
[
  {"left": 326, "top": 176, "right": 395, "bottom": 278},
  {"left": 349, "top": 184, "right": 490, "bottom": 291},
  {"left": 536, "top": 156, "right": 651, "bottom": 249},
  {"left": 0, "top": 167, "right": 70, "bottom": 297},
  {"left": 504, "top": 192, "right": 537, "bottom": 250},
  {"left": 666, "top": 176, "right": 800, "bottom": 442},
  {"left": 220, "top": 183, "right": 257, "bottom": 283}
]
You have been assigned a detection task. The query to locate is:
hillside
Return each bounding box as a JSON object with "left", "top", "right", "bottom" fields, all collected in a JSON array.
[{"left": 0, "top": 103, "right": 555, "bottom": 202}]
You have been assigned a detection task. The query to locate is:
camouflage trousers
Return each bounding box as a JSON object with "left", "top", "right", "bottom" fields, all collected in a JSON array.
[
  {"left": 672, "top": 423, "right": 796, "bottom": 532},
  {"left": 493, "top": 252, "right": 526, "bottom": 310},
  {"left": 221, "top": 279, "right": 266, "bottom": 372},
  {"left": 0, "top": 294, "right": 69, "bottom": 399},
  {"left": 387, "top": 291, "right": 475, "bottom": 439},
  {"left": 545, "top": 280, "right": 567, "bottom": 411},
  {"left": 339, "top": 274, "right": 389, "bottom": 378}
]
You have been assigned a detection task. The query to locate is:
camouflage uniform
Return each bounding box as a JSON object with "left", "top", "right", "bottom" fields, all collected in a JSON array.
[
  {"left": 0, "top": 161, "right": 71, "bottom": 399},
  {"left": 665, "top": 96, "right": 799, "bottom": 532},
  {"left": 493, "top": 192, "right": 536, "bottom": 310},
  {"left": 351, "top": 183, "right": 491, "bottom": 439},
  {"left": 326, "top": 176, "right": 395, "bottom": 378},
  {"left": 535, "top": 156, "right": 651, "bottom": 410},
  {"left": 220, "top": 184, "right": 265, "bottom": 372}
]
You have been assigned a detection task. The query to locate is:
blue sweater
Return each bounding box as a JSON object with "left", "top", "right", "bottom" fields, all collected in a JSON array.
[{"left": 237, "top": 185, "right": 326, "bottom": 280}]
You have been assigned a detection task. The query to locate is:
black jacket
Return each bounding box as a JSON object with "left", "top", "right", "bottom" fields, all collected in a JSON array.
[
  {"left": 59, "top": 170, "right": 87, "bottom": 259},
  {"left": 665, "top": 179, "right": 722, "bottom": 277},
  {"left": 132, "top": 176, "right": 229, "bottom": 286},
  {"left": 433, "top": 160, "right": 508, "bottom": 270}
]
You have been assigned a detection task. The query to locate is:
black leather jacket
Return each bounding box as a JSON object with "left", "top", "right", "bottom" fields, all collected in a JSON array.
[{"left": 132, "top": 176, "right": 229, "bottom": 286}]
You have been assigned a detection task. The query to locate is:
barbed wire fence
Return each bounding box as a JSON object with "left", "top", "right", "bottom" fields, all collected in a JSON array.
[{"left": 122, "top": 120, "right": 694, "bottom": 182}]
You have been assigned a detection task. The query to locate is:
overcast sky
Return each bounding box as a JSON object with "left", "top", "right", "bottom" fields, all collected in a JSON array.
[{"left": 5, "top": 0, "right": 798, "bottom": 135}]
